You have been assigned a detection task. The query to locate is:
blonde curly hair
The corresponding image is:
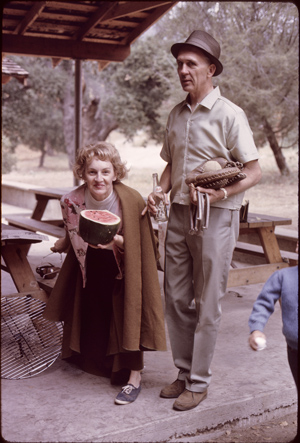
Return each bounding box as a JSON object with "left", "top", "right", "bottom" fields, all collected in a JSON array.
[{"left": 73, "top": 142, "right": 128, "bottom": 182}]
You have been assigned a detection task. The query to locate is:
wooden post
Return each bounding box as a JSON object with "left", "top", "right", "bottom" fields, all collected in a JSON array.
[{"left": 74, "top": 59, "right": 82, "bottom": 186}]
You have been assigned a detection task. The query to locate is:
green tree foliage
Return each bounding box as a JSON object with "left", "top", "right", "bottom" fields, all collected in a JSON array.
[
  {"left": 2, "top": 39, "right": 175, "bottom": 169},
  {"left": 219, "top": 2, "right": 298, "bottom": 175},
  {"left": 2, "top": 56, "right": 67, "bottom": 166},
  {"left": 99, "top": 36, "right": 175, "bottom": 142},
  {"left": 155, "top": 1, "right": 299, "bottom": 175},
  {"left": 2, "top": 2, "right": 298, "bottom": 176}
]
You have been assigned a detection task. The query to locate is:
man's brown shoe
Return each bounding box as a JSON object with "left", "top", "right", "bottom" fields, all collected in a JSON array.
[
  {"left": 173, "top": 389, "right": 207, "bottom": 411},
  {"left": 160, "top": 379, "right": 186, "bottom": 398}
]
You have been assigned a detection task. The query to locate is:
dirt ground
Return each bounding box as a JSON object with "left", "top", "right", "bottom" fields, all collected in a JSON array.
[{"left": 207, "top": 411, "right": 299, "bottom": 443}]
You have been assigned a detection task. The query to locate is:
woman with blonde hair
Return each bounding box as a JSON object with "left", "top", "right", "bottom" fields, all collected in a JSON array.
[{"left": 44, "top": 142, "right": 166, "bottom": 405}]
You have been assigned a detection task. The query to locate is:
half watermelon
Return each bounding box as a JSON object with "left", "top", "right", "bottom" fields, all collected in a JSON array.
[{"left": 79, "top": 209, "right": 121, "bottom": 245}]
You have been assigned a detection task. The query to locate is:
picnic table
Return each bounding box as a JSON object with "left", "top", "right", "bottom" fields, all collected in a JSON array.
[
  {"left": 1, "top": 224, "right": 49, "bottom": 301},
  {"left": 4, "top": 186, "right": 297, "bottom": 289},
  {"left": 5, "top": 186, "right": 74, "bottom": 239},
  {"left": 228, "top": 212, "right": 294, "bottom": 287}
]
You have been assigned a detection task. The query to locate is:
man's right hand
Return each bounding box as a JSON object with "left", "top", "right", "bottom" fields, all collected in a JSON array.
[
  {"left": 141, "top": 192, "right": 157, "bottom": 216},
  {"left": 141, "top": 163, "right": 172, "bottom": 216}
]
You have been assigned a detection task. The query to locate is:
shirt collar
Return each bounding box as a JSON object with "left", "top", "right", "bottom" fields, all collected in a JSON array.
[
  {"left": 200, "top": 86, "right": 220, "bottom": 109},
  {"left": 181, "top": 86, "right": 221, "bottom": 112}
]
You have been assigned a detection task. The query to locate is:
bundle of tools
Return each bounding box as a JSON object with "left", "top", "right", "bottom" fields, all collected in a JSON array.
[{"left": 185, "top": 157, "right": 246, "bottom": 235}]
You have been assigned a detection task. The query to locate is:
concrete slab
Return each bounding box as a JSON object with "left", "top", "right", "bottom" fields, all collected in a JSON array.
[{"left": 1, "top": 211, "right": 297, "bottom": 443}]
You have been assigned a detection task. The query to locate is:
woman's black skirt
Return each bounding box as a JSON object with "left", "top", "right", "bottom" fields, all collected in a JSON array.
[
  {"left": 79, "top": 246, "right": 143, "bottom": 383},
  {"left": 80, "top": 246, "right": 118, "bottom": 375}
]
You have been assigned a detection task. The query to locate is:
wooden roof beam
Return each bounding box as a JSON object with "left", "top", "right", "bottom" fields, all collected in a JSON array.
[
  {"left": 103, "top": 1, "right": 175, "bottom": 21},
  {"left": 123, "top": 2, "right": 177, "bottom": 45},
  {"left": 13, "top": 1, "right": 48, "bottom": 35},
  {"left": 74, "top": 2, "right": 119, "bottom": 41},
  {"left": 52, "top": 57, "right": 62, "bottom": 68},
  {"left": 3, "top": 34, "right": 130, "bottom": 62},
  {"left": 97, "top": 61, "right": 110, "bottom": 71}
]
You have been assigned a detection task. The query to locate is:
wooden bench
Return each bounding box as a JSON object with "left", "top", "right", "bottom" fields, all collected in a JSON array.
[
  {"left": 275, "top": 226, "right": 298, "bottom": 240},
  {"left": 235, "top": 241, "right": 298, "bottom": 266},
  {"left": 5, "top": 215, "right": 65, "bottom": 238},
  {"left": 275, "top": 227, "right": 298, "bottom": 252},
  {"left": 2, "top": 180, "right": 39, "bottom": 210}
]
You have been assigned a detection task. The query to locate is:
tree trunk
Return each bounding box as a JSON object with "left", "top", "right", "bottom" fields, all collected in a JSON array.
[
  {"left": 45, "top": 138, "right": 54, "bottom": 156},
  {"left": 262, "top": 117, "right": 290, "bottom": 176},
  {"left": 98, "top": 113, "right": 119, "bottom": 141},
  {"left": 39, "top": 147, "right": 46, "bottom": 168},
  {"left": 38, "top": 135, "right": 47, "bottom": 168},
  {"left": 61, "top": 61, "right": 119, "bottom": 168},
  {"left": 82, "top": 98, "right": 118, "bottom": 146},
  {"left": 63, "top": 92, "right": 118, "bottom": 168}
]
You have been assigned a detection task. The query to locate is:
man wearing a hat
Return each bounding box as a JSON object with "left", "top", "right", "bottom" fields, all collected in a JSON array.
[{"left": 144, "top": 30, "right": 262, "bottom": 411}]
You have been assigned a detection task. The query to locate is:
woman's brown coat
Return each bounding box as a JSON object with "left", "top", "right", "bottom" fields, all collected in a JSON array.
[{"left": 43, "top": 182, "right": 167, "bottom": 358}]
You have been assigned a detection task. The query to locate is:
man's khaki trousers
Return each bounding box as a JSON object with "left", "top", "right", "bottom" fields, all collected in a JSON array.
[{"left": 164, "top": 203, "right": 239, "bottom": 392}]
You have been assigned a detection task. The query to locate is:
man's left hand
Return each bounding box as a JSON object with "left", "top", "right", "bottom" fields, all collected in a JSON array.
[{"left": 189, "top": 184, "right": 225, "bottom": 205}]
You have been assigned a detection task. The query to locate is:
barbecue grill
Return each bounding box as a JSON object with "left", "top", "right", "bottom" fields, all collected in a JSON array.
[{"left": 1, "top": 295, "right": 63, "bottom": 379}]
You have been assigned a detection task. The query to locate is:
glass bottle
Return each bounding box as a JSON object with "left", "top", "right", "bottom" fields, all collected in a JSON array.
[{"left": 152, "top": 173, "right": 168, "bottom": 222}]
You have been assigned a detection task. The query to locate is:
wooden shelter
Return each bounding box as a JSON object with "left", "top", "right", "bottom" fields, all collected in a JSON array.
[
  {"left": 2, "top": 1, "right": 177, "bottom": 183},
  {"left": 2, "top": 1, "right": 176, "bottom": 69}
]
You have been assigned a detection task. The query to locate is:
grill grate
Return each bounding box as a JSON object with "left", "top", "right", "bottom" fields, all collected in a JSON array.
[{"left": 1, "top": 295, "right": 63, "bottom": 379}]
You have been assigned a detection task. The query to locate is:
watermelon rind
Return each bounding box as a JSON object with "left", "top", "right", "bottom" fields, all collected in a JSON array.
[{"left": 79, "top": 209, "right": 121, "bottom": 245}]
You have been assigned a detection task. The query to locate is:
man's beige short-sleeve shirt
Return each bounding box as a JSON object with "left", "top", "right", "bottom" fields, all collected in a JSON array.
[{"left": 160, "top": 87, "right": 259, "bottom": 210}]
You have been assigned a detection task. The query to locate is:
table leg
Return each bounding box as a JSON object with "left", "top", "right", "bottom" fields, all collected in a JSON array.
[
  {"left": 32, "top": 196, "right": 49, "bottom": 220},
  {"left": 1, "top": 244, "right": 48, "bottom": 302},
  {"left": 257, "top": 227, "right": 283, "bottom": 263}
]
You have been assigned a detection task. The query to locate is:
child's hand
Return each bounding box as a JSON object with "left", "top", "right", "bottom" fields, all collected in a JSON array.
[{"left": 249, "top": 330, "right": 266, "bottom": 351}]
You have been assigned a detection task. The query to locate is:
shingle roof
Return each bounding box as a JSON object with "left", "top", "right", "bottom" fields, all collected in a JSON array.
[
  {"left": 2, "top": 57, "right": 29, "bottom": 77},
  {"left": 2, "top": 57, "right": 29, "bottom": 84}
]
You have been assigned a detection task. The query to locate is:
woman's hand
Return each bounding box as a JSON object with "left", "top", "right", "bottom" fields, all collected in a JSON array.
[
  {"left": 249, "top": 330, "right": 266, "bottom": 351},
  {"left": 89, "top": 234, "right": 124, "bottom": 250},
  {"left": 50, "top": 236, "right": 70, "bottom": 253}
]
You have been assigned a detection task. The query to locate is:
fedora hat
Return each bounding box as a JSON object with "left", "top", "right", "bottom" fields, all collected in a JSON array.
[{"left": 171, "top": 30, "right": 223, "bottom": 76}]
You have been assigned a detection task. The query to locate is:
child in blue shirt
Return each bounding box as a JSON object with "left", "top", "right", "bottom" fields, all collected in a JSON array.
[{"left": 248, "top": 265, "right": 298, "bottom": 389}]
